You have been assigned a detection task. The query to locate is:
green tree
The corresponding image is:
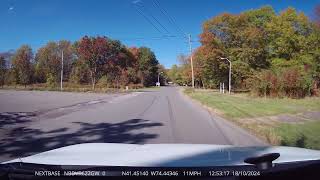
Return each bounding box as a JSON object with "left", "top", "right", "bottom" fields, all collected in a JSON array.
[
  {"left": 266, "top": 8, "right": 313, "bottom": 60},
  {"left": 137, "top": 47, "right": 159, "bottom": 86},
  {"left": 69, "top": 58, "right": 90, "bottom": 84},
  {"left": 58, "top": 40, "right": 75, "bottom": 81},
  {"left": 194, "top": 5, "right": 319, "bottom": 96},
  {"left": 11, "top": 45, "right": 33, "bottom": 87},
  {"left": 35, "top": 41, "right": 74, "bottom": 84},
  {"left": 168, "top": 64, "right": 179, "bottom": 83},
  {"left": 35, "top": 42, "right": 61, "bottom": 83}
]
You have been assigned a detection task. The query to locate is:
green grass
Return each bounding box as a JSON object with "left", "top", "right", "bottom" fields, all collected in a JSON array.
[
  {"left": 184, "top": 89, "right": 320, "bottom": 119},
  {"left": 276, "top": 121, "right": 320, "bottom": 149},
  {"left": 184, "top": 88, "right": 320, "bottom": 149}
]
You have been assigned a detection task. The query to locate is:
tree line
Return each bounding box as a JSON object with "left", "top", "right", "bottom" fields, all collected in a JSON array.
[
  {"left": 168, "top": 6, "right": 320, "bottom": 98},
  {"left": 0, "top": 36, "right": 162, "bottom": 90}
]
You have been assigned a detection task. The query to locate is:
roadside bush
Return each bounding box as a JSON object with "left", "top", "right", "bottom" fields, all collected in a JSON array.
[
  {"left": 127, "top": 67, "right": 140, "bottom": 84},
  {"left": 46, "top": 73, "right": 56, "bottom": 88},
  {"left": 97, "top": 75, "right": 109, "bottom": 88},
  {"left": 252, "top": 68, "right": 314, "bottom": 98},
  {"left": 251, "top": 70, "right": 273, "bottom": 98},
  {"left": 69, "top": 60, "right": 90, "bottom": 84},
  {"left": 121, "top": 70, "right": 129, "bottom": 88},
  {"left": 34, "top": 64, "right": 46, "bottom": 83},
  {"left": 4, "top": 70, "right": 17, "bottom": 85},
  {"left": 281, "top": 68, "right": 313, "bottom": 98},
  {"left": 128, "top": 83, "right": 144, "bottom": 89},
  {"left": 280, "top": 133, "right": 307, "bottom": 148}
]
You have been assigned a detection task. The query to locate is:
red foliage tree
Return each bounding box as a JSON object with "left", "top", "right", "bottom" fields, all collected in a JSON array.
[{"left": 78, "top": 36, "right": 112, "bottom": 90}]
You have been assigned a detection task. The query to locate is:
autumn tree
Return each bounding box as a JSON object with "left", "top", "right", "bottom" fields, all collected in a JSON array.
[
  {"left": 127, "top": 47, "right": 140, "bottom": 84},
  {"left": 4, "top": 36, "right": 164, "bottom": 89},
  {"left": 104, "top": 40, "right": 132, "bottom": 88},
  {"left": 69, "top": 41, "right": 89, "bottom": 84},
  {"left": 78, "top": 36, "right": 122, "bottom": 90},
  {"left": 11, "top": 45, "right": 33, "bottom": 87}
]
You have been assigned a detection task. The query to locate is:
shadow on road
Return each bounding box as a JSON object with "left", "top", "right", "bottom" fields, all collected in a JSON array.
[
  {"left": 0, "top": 119, "right": 162, "bottom": 162},
  {"left": 0, "top": 112, "right": 35, "bottom": 128}
]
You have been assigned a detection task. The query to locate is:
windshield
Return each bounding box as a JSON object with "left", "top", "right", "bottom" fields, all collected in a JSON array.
[{"left": 0, "top": 0, "right": 320, "bottom": 169}]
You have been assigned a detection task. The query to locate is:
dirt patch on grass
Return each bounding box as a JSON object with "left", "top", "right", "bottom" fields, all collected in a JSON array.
[
  {"left": 253, "top": 111, "right": 320, "bottom": 123},
  {"left": 301, "top": 111, "right": 320, "bottom": 121},
  {"left": 235, "top": 112, "right": 320, "bottom": 144}
]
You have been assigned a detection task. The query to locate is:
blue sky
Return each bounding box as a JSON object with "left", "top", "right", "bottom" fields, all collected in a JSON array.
[{"left": 0, "top": 0, "right": 319, "bottom": 68}]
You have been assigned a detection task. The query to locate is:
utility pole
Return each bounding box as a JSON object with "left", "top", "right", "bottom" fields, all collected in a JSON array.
[
  {"left": 188, "top": 34, "right": 195, "bottom": 88},
  {"left": 60, "top": 50, "right": 64, "bottom": 91}
]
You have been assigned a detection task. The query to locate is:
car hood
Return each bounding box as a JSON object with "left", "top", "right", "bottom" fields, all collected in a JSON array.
[{"left": 3, "top": 143, "right": 320, "bottom": 167}]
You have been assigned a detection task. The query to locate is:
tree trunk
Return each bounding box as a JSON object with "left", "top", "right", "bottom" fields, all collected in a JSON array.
[
  {"left": 201, "top": 79, "right": 205, "bottom": 89},
  {"left": 92, "top": 77, "right": 96, "bottom": 90},
  {"left": 90, "top": 71, "right": 95, "bottom": 91}
]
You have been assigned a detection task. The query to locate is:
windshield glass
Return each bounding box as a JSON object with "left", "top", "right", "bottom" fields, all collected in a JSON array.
[{"left": 0, "top": 0, "right": 320, "bottom": 168}]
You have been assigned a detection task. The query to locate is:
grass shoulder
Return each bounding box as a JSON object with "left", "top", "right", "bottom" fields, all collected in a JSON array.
[{"left": 183, "top": 88, "right": 320, "bottom": 149}]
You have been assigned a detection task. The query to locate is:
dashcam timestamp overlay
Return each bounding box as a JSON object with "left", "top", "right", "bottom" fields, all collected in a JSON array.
[{"left": 34, "top": 169, "right": 261, "bottom": 177}]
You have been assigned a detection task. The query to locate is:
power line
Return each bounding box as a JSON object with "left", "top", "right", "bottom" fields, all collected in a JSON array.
[
  {"left": 152, "top": 0, "right": 187, "bottom": 38},
  {"left": 151, "top": 0, "right": 194, "bottom": 88},
  {"left": 117, "top": 35, "right": 181, "bottom": 41},
  {"left": 134, "top": 1, "right": 171, "bottom": 35},
  {"left": 132, "top": 4, "right": 163, "bottom": 34}
]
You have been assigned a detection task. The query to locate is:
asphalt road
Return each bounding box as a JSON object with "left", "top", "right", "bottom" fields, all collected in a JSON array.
[{"left": 0, "top": 87, "right": 266, "bottom": 162}]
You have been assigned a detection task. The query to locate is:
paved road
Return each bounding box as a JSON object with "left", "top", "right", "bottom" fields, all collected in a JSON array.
[{"left": 0, "top": 87, "right": 266, "bottom": 162}]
